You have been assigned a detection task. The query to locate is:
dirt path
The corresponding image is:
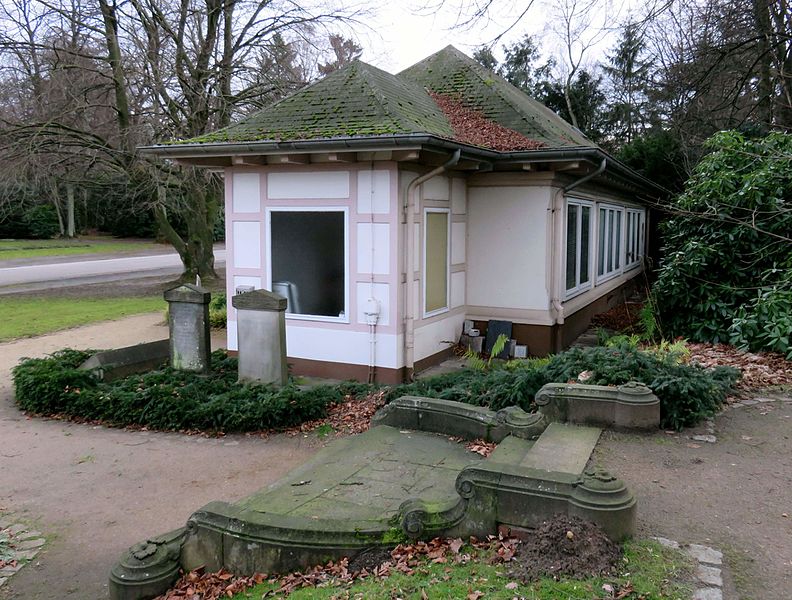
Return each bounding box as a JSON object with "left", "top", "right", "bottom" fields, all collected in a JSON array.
[
  {"left": 597, "top": 395, "right": 792, "bottom": 600},
  {"left": 0, "top": 315, "right": 322, "bottom": 600}
]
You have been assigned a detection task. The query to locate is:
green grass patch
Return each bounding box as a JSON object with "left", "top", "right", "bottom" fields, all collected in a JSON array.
[
  {"left": 0, "top": 296, "right": 165, "bottom": 341},
  {"left": 0, "top": 239, "right": 159, "bottom": 260},
  {"left": 231, "top": 540, "right": 691, "bottom": 599}
]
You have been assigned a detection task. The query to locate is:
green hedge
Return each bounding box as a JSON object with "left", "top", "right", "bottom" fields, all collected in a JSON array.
[
  {"left": 391, "top": 343, "right": 739, "bottom": 430},
  {"left": 13, "top": 350, "right": 341, "bottom": 432},
  {"left": 13, "top": 343, "right": 740, "bottom": 433}
]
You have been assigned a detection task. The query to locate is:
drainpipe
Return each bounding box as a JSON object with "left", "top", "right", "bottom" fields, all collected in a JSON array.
[
  {"left": 403, "top": 149, "right": 461, "bottom": 380},
  {"left": 549, "top": 158, "right": 607, "bottom": 347}
]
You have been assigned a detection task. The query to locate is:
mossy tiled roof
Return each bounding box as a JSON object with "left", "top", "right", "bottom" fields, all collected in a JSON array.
[
  {"left": 178, "top": 45, "right": 594, "bottom": 151},
  {"left": 187, "top": 61, "right": 454, "bottom": 144},
  {"left": 399, "top": 46, "right": 592, "bottom": 148}
]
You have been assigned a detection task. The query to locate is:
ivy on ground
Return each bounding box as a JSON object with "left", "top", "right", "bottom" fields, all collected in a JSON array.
[{"left": 13, "top": 343, "right": 739, "bottom": 433}]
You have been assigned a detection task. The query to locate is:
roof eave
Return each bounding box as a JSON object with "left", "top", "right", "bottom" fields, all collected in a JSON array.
[{"left": 139, "top": 134, "right": 667, "bottom": 197}]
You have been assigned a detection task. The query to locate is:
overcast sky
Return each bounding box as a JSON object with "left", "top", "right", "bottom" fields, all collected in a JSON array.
[{"left": 354, "top": 0, "right": 635, "bottom": 74}]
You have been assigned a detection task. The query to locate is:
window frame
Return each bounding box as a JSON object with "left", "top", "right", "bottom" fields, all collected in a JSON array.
[
  {"left": 422, "top": 207, "right": 451, "bottom": 318},
  {"left": 625, "top": 208, "right": 646, "bottom": 270},
  {"left": 595, "top": 203, "right": 626, "bottom": 285},
  {"left": 563, "top": 197, "right": 595, "bottom": 300},
  {"left": 265, "top": 205, "right": 350, "bottom": 324}
]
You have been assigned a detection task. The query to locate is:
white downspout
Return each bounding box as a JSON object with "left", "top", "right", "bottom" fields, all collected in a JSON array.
[
  {"left": 549, "top": 159, "right": 607, "bottom": 341},
  {"left": 403, "top": 149, "right": 461, "bottom": 380}
]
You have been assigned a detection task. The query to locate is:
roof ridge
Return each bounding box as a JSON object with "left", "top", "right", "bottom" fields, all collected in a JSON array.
[
  {"left": 454, "top": 51, "right": 585, "bottom": 145},
  {"left": 353, "top": 62, "right": 415, "bottom": 134}
]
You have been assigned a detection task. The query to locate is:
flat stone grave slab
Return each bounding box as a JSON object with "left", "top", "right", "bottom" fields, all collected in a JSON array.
[
  {"left": 236, "top": 425, "right": 482, "bottom": 526},
  {"left": 110, "top": 396, "right": 640, "bottom": 600}
]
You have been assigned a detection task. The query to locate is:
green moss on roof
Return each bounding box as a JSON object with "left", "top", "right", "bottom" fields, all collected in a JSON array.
[
  {"left": 184, "top": 61, "right": 454, "bottom": 145},
  {"left": 399, "top": 46, "right": 593, "bottom": 149},
  {"left": 174, "top": 46, "right": 595, "bottom": 151}
]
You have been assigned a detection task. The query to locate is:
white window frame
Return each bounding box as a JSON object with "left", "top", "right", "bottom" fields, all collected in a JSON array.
[
  {"left": 625, "top": 208, "right": 646, "bottom": 270},
  {"left": 595, "top": 203, "right": 627, "bottom": 285},
  {"left": 265, "top": 206, "right": 350, "bottom": 324},
  {"left": 563, "top": 197, "right": 594, "bottom": 300},
  {"left": 422, "top": 207, "right": 451, "bottom": 318}
]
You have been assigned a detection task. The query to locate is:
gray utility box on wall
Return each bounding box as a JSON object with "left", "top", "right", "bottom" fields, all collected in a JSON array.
[{"left": 232, "top": 289, "right": 288, "bottom": 386}]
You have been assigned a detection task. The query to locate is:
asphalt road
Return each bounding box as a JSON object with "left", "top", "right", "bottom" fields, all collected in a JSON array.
[{"left": 0, "top": 248, "right": 226, "bottom": 293}]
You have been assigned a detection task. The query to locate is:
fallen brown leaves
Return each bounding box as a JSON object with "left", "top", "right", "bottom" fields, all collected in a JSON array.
[
  {"left": 687, "top": 343, "right": 792, "bottom": 390},
  {"left": 158, "top": 536, "right": 519, "bottom": 599},
  {"left": 430, "top": 92, "right": 545, "bottom": 151},
  {"left": 156, "top": 568, "right": 265, "bottom": 599},
  {"left": 285, "top": 390, "right": 387, "bottom": 437},
  {"left": 447, "top": 436, "right": 497, "bottom": 457}
]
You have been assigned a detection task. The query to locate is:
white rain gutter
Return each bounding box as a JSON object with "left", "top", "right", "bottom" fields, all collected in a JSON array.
[
  {"left": 403, "top": 149, "right": 461, "bottom": 380},
  {"left": 549, "top": 158, "right": 607, "bottom": 332}
]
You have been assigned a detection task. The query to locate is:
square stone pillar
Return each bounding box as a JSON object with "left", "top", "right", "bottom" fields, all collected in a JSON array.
[
  {"left": 232, "top": 289, "right": 288, "bottom": 385},
  {"left": 164, "top": 283, "right": 212, "bottom": 373}
]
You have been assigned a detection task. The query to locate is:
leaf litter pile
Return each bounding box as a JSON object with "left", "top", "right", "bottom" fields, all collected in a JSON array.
[
  {"left": 284, "top": 390, "right": 386, "bottom": 437},
  {"left": 157, "top": 516, "right": 626, "bottom": 599},
  {"left": 591, "top": 301, "right": 792, "bottom": 391}
]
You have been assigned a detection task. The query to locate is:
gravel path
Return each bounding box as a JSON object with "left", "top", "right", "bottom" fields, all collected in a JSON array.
[{"left": 0, "top": 315, "right": 322, "bottom": 600}]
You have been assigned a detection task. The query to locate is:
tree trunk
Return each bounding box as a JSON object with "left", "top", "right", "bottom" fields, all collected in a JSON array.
[
  {"left": 66, "top": 184, "right": 75, "bottom": 238},
  {"left": 154, "top": 179, "right": 218, "bottom": 282}
]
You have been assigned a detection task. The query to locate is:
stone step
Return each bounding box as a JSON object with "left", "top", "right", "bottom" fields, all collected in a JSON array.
[
  {"left": 519, "top": 423, "right": 601, "bottom": 475},
  {"left": 487, "top": 435, "right": 533, "bottom": 464}
]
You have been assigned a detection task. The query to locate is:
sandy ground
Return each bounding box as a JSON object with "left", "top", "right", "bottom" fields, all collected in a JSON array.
[
  {"left": 0, "top": 314, "right": 322, "bottom": 600},
  {"left": 0, "top": 312, "right": 790, "bottom": 599},
  {"left": 597, "top": 396, "right": 792, "bottom": 600}
]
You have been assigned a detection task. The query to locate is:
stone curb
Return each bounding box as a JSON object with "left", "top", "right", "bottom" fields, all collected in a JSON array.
[
  {"left": 0, "top": 518, "right": 46, "bottom": 589},
  {"left": 652, "top": 537, "right": 724, "bottom": 600}
]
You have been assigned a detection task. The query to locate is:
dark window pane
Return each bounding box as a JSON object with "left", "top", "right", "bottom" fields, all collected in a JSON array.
[
  {"left": 607, "top": 210, "right": 614, "bottom": 272},
  {"left": 271, "top": 211, "right": 345, "bottom": 317},
  {"left": 580, "top": 206, "right": 590, "bottom": 283},
  {"left": 615, "top": 211, "right": 622, "bottom": 269},
  {"left": 598, "top": 208, "right": 607, "bottom": 276},
  {"left": 566, "top": 204, "right": 578, "bottom": 290}
]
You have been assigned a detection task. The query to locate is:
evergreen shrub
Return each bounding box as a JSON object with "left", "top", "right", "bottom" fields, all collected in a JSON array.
[{"left": 13, "top": 344, "right": 739, "bottom": 433}]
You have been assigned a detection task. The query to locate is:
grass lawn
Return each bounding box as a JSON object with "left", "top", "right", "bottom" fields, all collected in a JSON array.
[
  {"left": 0, "top": 296, "right": 166, "bottom": 341},
  {"left": 231, "top": 540, "right": 692, "bottom": 600},
  {"left": 0, "top": 238, "right": 160, "bottom": 260}
]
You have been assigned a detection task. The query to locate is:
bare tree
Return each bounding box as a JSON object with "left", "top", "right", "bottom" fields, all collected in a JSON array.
[{"left": 0, "top": 0, "right": 367, "bottom": 278}]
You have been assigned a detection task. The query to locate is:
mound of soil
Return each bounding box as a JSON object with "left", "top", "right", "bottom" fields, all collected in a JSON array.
[
  {"left": 509, "top": 514, "right": 622, "bottom": 582},
  {"left": 347, "top": 545, "right": 394, "bottom": 572}
]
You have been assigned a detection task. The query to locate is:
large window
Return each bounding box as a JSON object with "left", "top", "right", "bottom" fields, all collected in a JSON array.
[
  {"left": 625, "top": 208, "right": 646, "bottom": 268},
  {"left": 424, "top": 208, "right": 450, "bottom": 316},
  {"left": 597, "top": 205, "right": 625, "bottom": 281},
  {"left": 565, "top": 199, "right": 593, "bottom": 297},
  {"left": 268, "top": 208, "right": 347, "bottom": 321}
]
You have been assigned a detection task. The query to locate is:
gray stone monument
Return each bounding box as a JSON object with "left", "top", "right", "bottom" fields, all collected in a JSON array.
[
  {"left": 163, "top": 283, "right": 211, "bottom": 373},
  {"left": 232, "top": 289, "right": 288, "bottom": 385}
]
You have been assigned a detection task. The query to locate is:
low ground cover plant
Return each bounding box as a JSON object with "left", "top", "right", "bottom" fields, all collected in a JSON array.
[
  {"left": 14, "top": 341, "right": 739, "bottom": 432},
  {"left": 13, "top": 350, "right": 342, "bottom": 432}
]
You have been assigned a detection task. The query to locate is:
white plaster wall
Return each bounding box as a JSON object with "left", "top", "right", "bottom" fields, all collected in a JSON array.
[
  {"left": 286, "top": 326, "right": 402, "bottom": 368},
  {"left": 414, "top": 313, "right": 466, "bottom": 362},
  {"left": 356, "top": 222, "right": 390, "bottom": 274},
  {"left": 232, "top": 172, "right": 261, "bottom": 213},
  {"left": 268, "top": 171, "right": 350, "bottom": 199},
  {"left": 232, "top": 221, "right": 261, "bottom": 269},
  {"left": 224, "top": 164, "right": 400, "bottom": 367},
  {"left": 467, "top": 186, "right": 551, "bottom": 311}
]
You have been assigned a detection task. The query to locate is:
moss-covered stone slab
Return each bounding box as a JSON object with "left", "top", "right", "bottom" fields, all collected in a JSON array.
[{"left": 110, "top": 398, "right": 637, "bottom": 600}]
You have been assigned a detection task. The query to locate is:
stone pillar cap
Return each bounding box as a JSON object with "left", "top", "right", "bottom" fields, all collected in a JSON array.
[
  {"left": 232, "top": 289, "right": 287, "bottom": 311},
  {"left": 163, "top": 283, "right": 211, "bottom": 304}
]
